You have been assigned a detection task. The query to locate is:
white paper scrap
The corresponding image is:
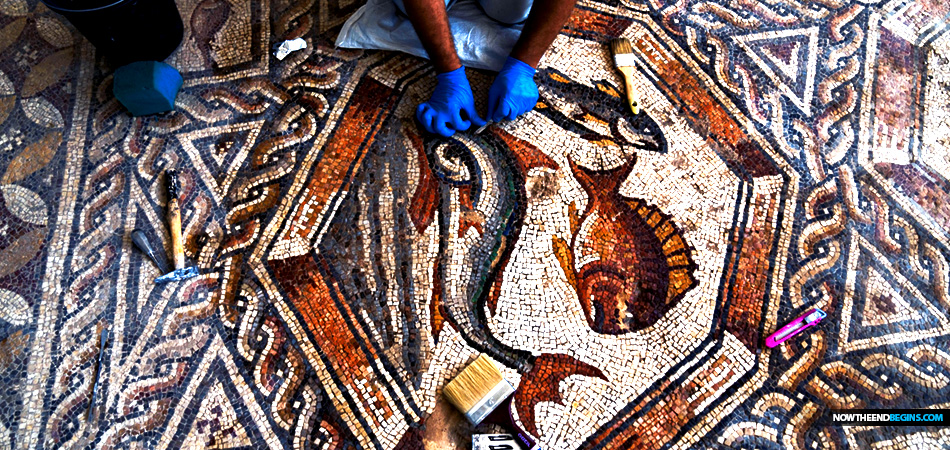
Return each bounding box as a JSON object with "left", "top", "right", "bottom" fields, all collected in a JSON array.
[{"left": 275, "top": 38, "right": 307, "bottom": 60}]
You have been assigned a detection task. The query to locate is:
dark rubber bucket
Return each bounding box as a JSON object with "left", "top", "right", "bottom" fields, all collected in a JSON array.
[{"left": 41, "top": 0, "right": 184, "bottom": 65}]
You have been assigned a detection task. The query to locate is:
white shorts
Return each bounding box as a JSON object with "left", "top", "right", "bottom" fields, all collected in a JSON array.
[{"left": 393, "top": 0, "right": 533, "bottom": 25}]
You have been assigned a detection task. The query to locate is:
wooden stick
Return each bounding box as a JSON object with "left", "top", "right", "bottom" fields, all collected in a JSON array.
[
  {"left": 618, "top": 66, "right": 639, "bottom": 115},
  {"left": 168, "top": 197, "right": 184, "bottom": 270},
  {"left": 165, "top": 170, "right": 185, "bottom": 270}
]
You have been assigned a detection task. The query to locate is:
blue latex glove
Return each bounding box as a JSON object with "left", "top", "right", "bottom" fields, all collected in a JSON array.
[
  {"left": 488, "top": 57, "right": 539, "bottom": 123},
  {"left": 417, "top": 66, "right": 486, "bottom": 137}
]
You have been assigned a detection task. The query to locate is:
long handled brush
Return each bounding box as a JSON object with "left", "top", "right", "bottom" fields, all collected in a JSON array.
[
  {"left": 610, "top": 38, "right": 641, "bottom": 115},
  {"left": 443, "top": 354, "right": 541, "bottom": 449}
]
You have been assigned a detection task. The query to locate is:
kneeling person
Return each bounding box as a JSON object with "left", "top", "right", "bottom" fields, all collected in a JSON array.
[{"left": 397, "top": 0, "right": 577, "bottom": 136}]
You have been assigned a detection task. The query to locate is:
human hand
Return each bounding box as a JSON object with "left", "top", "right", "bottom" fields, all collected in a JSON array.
[
  {"left": 417, "top": 66, "right": 487, "bottom": 137},
  {"left": 488, "top": 57, "right": 539, "bottom": 122}
]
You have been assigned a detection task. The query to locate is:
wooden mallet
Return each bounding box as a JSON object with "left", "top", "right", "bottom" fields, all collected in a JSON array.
[{"left": 154, "top": 170, "right": 198, "bottom": 283}]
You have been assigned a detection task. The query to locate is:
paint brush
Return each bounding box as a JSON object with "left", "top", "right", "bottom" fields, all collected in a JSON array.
[
  {"left": 610, "top": 38, "right": 641, "bottom": 115},
  {"left": 443, "top": 354, "right": 541, "bottom": 449}
]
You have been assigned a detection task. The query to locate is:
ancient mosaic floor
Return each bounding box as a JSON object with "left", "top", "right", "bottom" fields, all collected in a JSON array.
[{"left": 1, "top": 0, "right": 950, "bottom": 448}]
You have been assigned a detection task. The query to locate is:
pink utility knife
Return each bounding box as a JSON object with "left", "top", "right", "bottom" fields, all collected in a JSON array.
[{"left": 766, "top": 308, "right": 826, "bottom": 348}]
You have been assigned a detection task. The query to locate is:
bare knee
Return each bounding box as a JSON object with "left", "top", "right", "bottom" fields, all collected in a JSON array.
[{"left": 394, "top": 0, "right": 452, "bottom": 16}]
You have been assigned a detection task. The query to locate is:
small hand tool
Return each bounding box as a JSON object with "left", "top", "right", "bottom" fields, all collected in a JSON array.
[
  {"left": 444, "top": 354, "right": 542, "bottom": 450},
  {"left": 766, "top": 308, "right": 826, "bottom": 347},
  {"left": 475, "top": 121, "right": 492, "bottom": 135},
  {"left": 86, "top": 326, "right": 109, "bottom": 421},
  {"left": 610, "top": 38, "right": 641, "bottom": 115},
  {"left": 131, "top": 229, "right": 170, "bottom": 273},
  {"left": 155, "top": 170, "right": 199, "bottom": 283}
]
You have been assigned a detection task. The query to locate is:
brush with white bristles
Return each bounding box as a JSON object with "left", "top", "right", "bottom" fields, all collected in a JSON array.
[
  {"left": 443, "top": 354, "right": 541, "bottom": 449},
  {"left": 610, "top": 38, "right": 641, "bottom": 115}
]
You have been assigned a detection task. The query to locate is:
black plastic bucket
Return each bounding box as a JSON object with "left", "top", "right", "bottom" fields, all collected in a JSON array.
[{"left": 42, "top": 0, "right": 184, "bottom": 65}]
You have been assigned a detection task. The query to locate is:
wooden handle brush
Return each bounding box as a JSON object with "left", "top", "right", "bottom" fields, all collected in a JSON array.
[
  {"left": 610, "top": 38, "right": 640, "bottom": 115},
  {"left": 165, "top": 170, "right": 185, "bottom": 270},
  {"left": 443, "top": 354, "right": 541, "bottom": 449}
]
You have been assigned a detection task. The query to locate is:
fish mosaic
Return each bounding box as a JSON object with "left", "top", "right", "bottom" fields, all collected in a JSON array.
[
  {"left": 536, "top": 67, "right": 667, "bottom": 154},
  {"left": 421, "top": 127, "right": 553, "bottom": 371},
  {"left": 533, "top": 67, "right": 697, "bottom": 334},
  {"left": 553, "top": 154, "right": 698, "bottom": 334},
  {"left": 418, "top": 125, "right": 612, "bottom": 438}
]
